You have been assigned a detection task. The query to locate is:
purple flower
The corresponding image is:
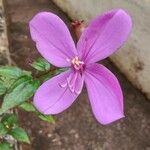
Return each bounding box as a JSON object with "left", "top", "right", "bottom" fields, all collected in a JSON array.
[{"left": 29, "top": 9, "right": 132, "bottom": 125}]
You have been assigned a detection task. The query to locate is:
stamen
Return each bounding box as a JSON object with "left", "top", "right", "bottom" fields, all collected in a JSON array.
[{"left": 71, "top": 56, "right": 84, "bottom": 70}]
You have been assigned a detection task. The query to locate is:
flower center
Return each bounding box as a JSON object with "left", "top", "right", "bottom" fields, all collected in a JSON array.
[{"left": 71, "top": 56, "right": 84, "bottom": 70}]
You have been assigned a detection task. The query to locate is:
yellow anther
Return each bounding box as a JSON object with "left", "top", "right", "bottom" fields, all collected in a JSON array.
[{"left": 71, "top": 56, "right": 84, "bottom": 67}]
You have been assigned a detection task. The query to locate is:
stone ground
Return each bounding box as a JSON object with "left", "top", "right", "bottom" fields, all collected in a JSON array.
[{"left": 2, "top": 0, "right": 150, "bottom": 150}]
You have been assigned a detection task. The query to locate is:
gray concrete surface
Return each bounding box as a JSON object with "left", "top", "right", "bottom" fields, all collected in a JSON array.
[
  {"left": 0, "top": 0, "right": 11, "bottom": 65},
  {"left": 52, "top": 0, "right": 150, "bottom": 99},
  {"left": 4, "top": 0, "right": 150, "bottom": 150}
]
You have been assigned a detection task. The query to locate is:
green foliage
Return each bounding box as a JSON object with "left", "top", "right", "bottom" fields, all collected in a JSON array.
[
  {"left": 1, "top": 114, "right": 18, "bottom": 127},
  {"left": 0, "top": 123, "right": 7, "bottom": 135},
  {"left": 9, "top": 127, "right": 30, "bottom": 144},
  {"left": 37, "top": 113, "right": 55, "bottom": 123},
  {"left": 0, "top": 66, "right": 30, "bottom": 79},
  {"left": 0, "top": 66, "right": 31, "bottom": 90},
  {"left": 0, "top": 141, "right": 13, "bottom": 150},
  {"left": 19, "top": 102, "right": 36, "bottom": 112},
  {"left": 0, "top": 114, "right": 18, "bottom": 138},
  {"left": 0, "top": 66, "right": 35, "bottom": 146},
  {"left": 0, "top": 76, "right": 39, "bottom": 113},
  {"left": 31, "top": 57, "right": 50, "bottom": 71},
  {"left": 0, "top": 113, "right": 30, "bottom": 144},
  {"left": 0, "top": 80, "right": 6, "bottom": 95},
  {"left": 0, "top": 64, "right": 56, "bottom": 147}
]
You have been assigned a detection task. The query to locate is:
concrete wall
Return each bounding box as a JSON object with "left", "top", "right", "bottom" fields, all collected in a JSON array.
[
  {"left": 0, "top": 0, "right": 11, "bottom": 65},
  {"left": 52, "top": 0, "right": 150, "bottom": 99}
]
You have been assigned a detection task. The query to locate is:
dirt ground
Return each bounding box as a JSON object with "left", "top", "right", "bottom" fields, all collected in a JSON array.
[{"left": 3, "top": 0, "right": 150, "bottom": 150}]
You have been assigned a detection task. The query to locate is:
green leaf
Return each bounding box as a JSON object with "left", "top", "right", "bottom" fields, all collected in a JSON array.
[
  {"left": 0, "top": 66, "right": 31, "bottom": 89},
  {"left": 7, "top": 76, "right": 30, "bottom": 93},
  {"left": 9, "top": 127, "right": 30, "bottom": 144},
  {"left": 31, "top": 57, "right": 50, "bottom": 71},
  {"left": 38, "top": 114, "right": 55, "bottom": 123},
  {"left": 0, "top": 123, "right": 8, "bottom": 135},
  {"left": 0, "top": 77, "right": 39, "bottom": 113},
  {"left": 19, "top": 102, "right": 36, "bottom": 112},
  {"left": 1, "top": 114, "right": 18, "bottom": 127},
  {"left": 0, "top": 77, "right": 15, "bottom": 90},
  {"left": 0, "top": 66, "right": 30, "bottom": 79},
  {"left": 0, "top": 141, "right": 13, "bottom": 150},
  {"left": 0, "top": 80, "right": 6, "bottom": 95}
]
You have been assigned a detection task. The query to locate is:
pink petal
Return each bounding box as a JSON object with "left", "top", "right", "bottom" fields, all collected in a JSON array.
[
  {"left": 84, "top": 63, "right": 124, "bottom": 125},
  {"left": 74, "top": 73, "right": 84, "bottom": 95},
  {"left": 77, "top": 9, "right": 132, "bottom": 64},
  {"left": 29, "top": 12, "right": 77, "bottom": 67},
  {"left": 66, "top": 71, "right": 84, "bottom": 94},
  {"left": 33, "top": 70, "right": 80, "bottom": 115}
]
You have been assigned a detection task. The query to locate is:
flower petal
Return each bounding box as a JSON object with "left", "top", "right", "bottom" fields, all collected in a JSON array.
[
  {"left": 74, "top": 73, "right": 84, "bottom": 95},
  {"left": 33, "top": 70, "right": 80, "bottom": 115},
  {"left": 29, "top": 12, "right": 77, "bottom": 67},
  {"left": 66, "top": 70, "right": 84, "bottom": 94},
  {"left": 84, "top": 63, "right": 124, "bottom": 125},
  {"left": 77, "top": 9, "right": 132, "bottom": 64}
]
